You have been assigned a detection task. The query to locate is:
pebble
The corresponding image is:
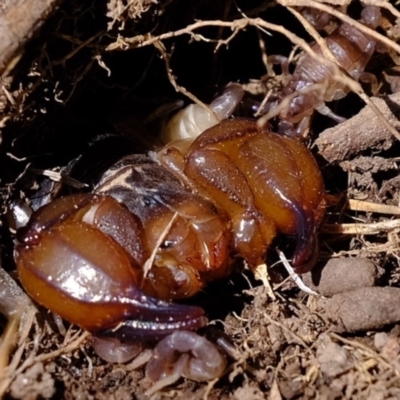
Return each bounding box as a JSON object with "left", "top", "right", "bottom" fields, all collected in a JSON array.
[
  {"left": 303, "top": 258, "right": 377, "bottom": 297},
  {"left": 320, "top": 287, "right": 400, "bottom": 332}
]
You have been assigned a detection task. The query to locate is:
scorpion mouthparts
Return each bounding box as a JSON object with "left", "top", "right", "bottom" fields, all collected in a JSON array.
[{"left": 102, "top": 301, "right": 207, "bottom": 342}]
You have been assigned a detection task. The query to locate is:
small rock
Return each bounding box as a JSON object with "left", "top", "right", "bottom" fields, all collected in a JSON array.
[
  {"left": 234, "top": 384, "right": 265, "bottom": 400},
  {"left": 380, "top": 337, "right": 400, "bottom": 360},
  {"left": 383, "top": 66, "right": 400, "bottom": 93},
  {"left": 303, "top": 258, "right": 377, "bottom": 297},
  {"left": 316, "top": 337, "right": 353, "bottom": 378},
  {"left": 321, "top": 287, "right": 400, "bottom": 332},
  {"left": 374, "top": 332, "right": 388, "bottom": 350},
  {"left": 10, "top": 363, "right": 55, "bottom": 400},
  {"left": 267, "top": 324, "right": 284, "bottom": 353}
]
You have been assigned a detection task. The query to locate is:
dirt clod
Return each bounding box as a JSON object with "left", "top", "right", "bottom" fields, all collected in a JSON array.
[
  {"left": 322, "top": 287, "right": 400, "bottom": 333},
  {"left": 316, "top": 334, "right": 353, "bottom": 378},
  {"left": 303, "top": 258, "right": 378, "bottom": 297},
  {"left": 10, "top": 362, "right": 55, "bottom": 400},
  {"left": 315, "top": 93, "right": 400, "bottom": 163}
]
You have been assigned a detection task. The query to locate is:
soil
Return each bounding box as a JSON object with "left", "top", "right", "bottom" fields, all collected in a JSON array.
[{"left": 1, "top": 1, "right": 400, "bottom": 399}]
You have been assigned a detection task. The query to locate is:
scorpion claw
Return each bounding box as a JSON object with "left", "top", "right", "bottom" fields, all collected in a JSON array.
[
  {"left": 292, "top": 234, "right": 319, "bottom": 274},
  {"left": 15, "top": 201, "right": 207, "bottom": 339},
  {"left": 289, "top": 201, "right": 320, "bottom": 274}
]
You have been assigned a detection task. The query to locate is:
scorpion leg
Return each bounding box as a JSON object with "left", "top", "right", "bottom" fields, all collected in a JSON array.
[
  {"left": 145, "top": 330, "right": 227, "bottom": 394},
  {"left": 316, "top": 103, "right": 347, "bottom": 124}
]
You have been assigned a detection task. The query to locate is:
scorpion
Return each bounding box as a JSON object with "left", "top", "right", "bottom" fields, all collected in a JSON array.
[
  {"left": 16, "top": 8, "right": 375, "bottom": 388},
  {"left": 15, "top": 116, "right": 325, "bottom": 329},
  {"left": 263, "top": 5, "right": 382, "bottom": 136},
  {"left": 13, "top": 115, "right": 325, "bottom": 387}
]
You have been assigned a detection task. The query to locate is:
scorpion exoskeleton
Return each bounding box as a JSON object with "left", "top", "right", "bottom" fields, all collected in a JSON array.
[
  {"left": 263, "top": 5, "right": 382, "bottom": 136},
  {"left": 15, "top": 117, "right": 325, "bottom": 337}
]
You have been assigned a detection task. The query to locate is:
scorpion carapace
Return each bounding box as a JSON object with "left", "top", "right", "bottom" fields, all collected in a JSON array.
[{"left": 14, "top": 118, "right": 325, "bottom": 341}]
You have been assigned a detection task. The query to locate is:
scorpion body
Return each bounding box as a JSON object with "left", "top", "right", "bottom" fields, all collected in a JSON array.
[
  {"left": 15, "top": 118, "right": 325, "bottom": 342},
  {"left": 268, "top": 6, "right": 381, "bottom": 135}
]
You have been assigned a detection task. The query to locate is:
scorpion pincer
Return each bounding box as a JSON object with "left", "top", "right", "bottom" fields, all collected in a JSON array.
[
  {"left": 14, "top": 159, "right": 230, "bottom": 341},
  {"left": 14, "top": 118, "right": 325, "bottom": 343}
]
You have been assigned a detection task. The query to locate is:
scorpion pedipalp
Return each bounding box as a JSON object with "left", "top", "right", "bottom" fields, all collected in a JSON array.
[{"left": 15, "top": 193, "right": 207, "bottom": 340}]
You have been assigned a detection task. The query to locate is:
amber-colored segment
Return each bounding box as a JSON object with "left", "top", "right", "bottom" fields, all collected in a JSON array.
[
  {"left": 237, "top": 129, "right": 325, "bottom": 234},
  {"left": 177, "top": 120, "right": 274, "bottom": 266},
  {"left": 75, "top": 195, "right": 148, "bottom": 266},
  {"left": 97, "top": 155, "right": 232, "bottom": 300},
  {"left": 17, "top": 221, "right": 143, "bottom": 331},
  {"left": 237, "top": 129, "right": 325, "bottom": 271},
  {"left": 141, "top": 202, "right": 231, "bottom": 299},
  {"left": 18, "top": 193, "right": 148, "bottom": 269},
  {"left": 180, "top": 118, "right": 325, "bottom": 272},
  {"left": 16, "top": 193, "right": 207, "bottom": 338},
  {"left": 324, "top": 33, "right": 369, "bottom": 80},
  {"left": 15, "top": 118, "right": 325, "bottom": 341},
  {"left": 16, "top": 193, "right": 92, "bottom": 245},
  {"left": 158, "top": 142, "right": 196, "bottom": 187},
  {"left": 184, "top": 146, "right": 275, "bottom": 266},
  {"left": 277, "top": 133, "right": 326, "bottom": 226}
]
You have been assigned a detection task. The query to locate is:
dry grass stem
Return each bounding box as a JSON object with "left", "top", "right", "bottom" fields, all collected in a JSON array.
[
  {"left": 323, "top": 219, "right": 400, "bottom": 235},
  {"left": 347, "top": 199, "right": 400, "bottom": 215},
  {"left": 264, "top": 314, "right": 310, "bottom": 350},
  {"left": 279, "top": 0, "right": 400, "bottom": 54},
  {"left": 327, "top": 195, "right": 400, "bottom": 215},
  {"left": 330, "top": 332, "right": 398, "bottom": 373},
  {"left": 253, "top": 263, "right": 276, "bottom": 300},
  {"left": 277, "top": 251, "right": 321, "bottom": 296},
  {"left": 143, "top": 211, "right": 178, "bottom": 277}
]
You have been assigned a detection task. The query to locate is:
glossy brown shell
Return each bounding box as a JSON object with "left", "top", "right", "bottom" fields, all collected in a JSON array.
[{"left": 160, "top": 118, "right": 325, "bottom": 272}]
